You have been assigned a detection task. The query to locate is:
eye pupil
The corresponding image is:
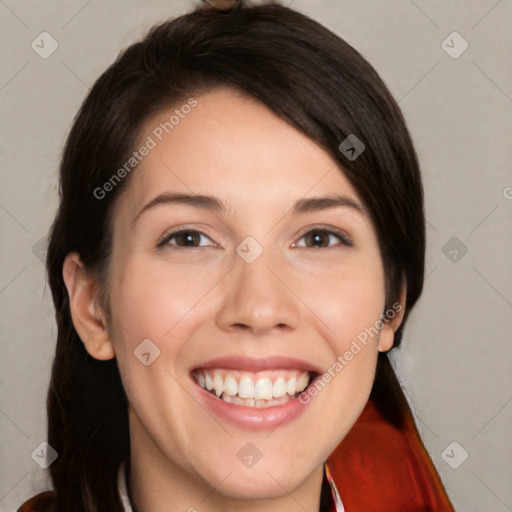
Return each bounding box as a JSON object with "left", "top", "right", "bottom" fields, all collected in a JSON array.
[
  {"left": 178, "top": 231, "right": 199, "bottom": 246},
  {"left": 307, "top": 230, "right": 328, "bottom": 248}
]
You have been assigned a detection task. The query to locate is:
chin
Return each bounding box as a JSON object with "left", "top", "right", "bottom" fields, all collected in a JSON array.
[{"left": 194, "top": 451, "right": 317, "bottom": 502}]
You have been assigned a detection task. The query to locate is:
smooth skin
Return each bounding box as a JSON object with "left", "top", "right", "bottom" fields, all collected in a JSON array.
[{"left": 63, "top": 87, "right": 405, "bottom": 512}]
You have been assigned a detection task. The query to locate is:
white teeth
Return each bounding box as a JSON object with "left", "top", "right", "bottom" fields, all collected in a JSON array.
[
  {"left": 238, "top": 377, "right": 255, "bottom": 399},
  {"left": 286, "top": 377, "right": 296, "bottom": 396},
  {"left": 224, "top": 375, "right": 238, "bottom": 396},
  {"left": 213, "top": 373, "right": 224, "bottom": 397},
  {"left": 273, "top": 377, "right": 287, "bottom": 398},
  {"left": 296, "top": 372, "right": 309, "bottom": 392},
  {"left": 221, "top": 394, "right": 295, "bottom": 408},
  {"left": 254, "top": 378, "right": 273, "bottom": 400},
  {"left": 194, "top": 369, "right": 312, "bottom": 405}
]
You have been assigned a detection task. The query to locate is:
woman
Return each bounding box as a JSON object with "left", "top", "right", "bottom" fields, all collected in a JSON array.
[{"left": 18, "top": 1, "right": 455, "bottom": 511}]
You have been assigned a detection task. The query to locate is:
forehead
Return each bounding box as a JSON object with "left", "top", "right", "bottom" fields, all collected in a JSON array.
[{"left": 118, "top": 87, "right": 362, "bottom": 220}]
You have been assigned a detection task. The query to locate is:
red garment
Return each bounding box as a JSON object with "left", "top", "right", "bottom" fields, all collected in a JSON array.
[
  {"left": 325, "top": 400, "right": 454, "bottom": 511},
  {"left": 17, "top": 400, "right": 454, "bottom": 512}
]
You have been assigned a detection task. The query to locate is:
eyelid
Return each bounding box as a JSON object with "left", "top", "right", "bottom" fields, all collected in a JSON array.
[
  {"left": 157, "top": 224, "right": 353, "bottom": 249},
  {"left": 156, "top": 227, "right": 217, "bottom": 248},
  {"left": 292, "top": 225, "right": 353, "bottom": 248}
]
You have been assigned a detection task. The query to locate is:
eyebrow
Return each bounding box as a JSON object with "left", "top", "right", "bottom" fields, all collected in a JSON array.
[{"left": 133, "top": 192, "right": 365, "bottom": 225}]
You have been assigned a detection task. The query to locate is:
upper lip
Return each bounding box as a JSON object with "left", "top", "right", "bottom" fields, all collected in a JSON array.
[{"left": 191, "top": 355, "right": 322, "bottom": 374}]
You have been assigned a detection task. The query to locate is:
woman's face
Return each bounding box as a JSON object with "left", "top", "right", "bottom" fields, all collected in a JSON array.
[{"left": 98, "top": 87, "right": 397, "bottom": 502}]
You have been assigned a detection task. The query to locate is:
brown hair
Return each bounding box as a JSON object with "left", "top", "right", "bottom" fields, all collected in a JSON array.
[{"left": 46, "top": 2, "right": 425, "bottom": 510}]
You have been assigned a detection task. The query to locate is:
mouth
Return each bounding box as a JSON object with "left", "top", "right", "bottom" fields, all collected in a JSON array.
[{"left": 191, "top": 368, "right": 318, "bottom": 408}]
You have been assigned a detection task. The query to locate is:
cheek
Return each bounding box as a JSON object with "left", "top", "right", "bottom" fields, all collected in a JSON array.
[
  {"left": 295, "top": 258, "right": 385, "bottom": 348},
  {"left": 107, "top": 258, "right": 203, "bottom": 447},
  {"left": 293, "top": 257, "right": 384, "bottom": 408},
  {"left": 108, "top": 256, "right": 219, "bottom": 350},
  {"left": 106, "top": 255, "right": 225, "bottom": 414}
]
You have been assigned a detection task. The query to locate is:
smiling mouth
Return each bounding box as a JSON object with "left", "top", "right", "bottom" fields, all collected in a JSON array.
[{"left": 192, "top": 369, "right": 317, "bottom": 408}]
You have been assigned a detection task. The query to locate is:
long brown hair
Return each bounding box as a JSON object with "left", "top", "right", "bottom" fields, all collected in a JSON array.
[{"left": 46, "top": 2, "right": 425, "bottom": 510}]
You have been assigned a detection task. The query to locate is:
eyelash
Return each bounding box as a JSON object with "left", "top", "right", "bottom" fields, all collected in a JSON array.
[{"left": 156, "top": 227, "right": 353, "bottom": 250}]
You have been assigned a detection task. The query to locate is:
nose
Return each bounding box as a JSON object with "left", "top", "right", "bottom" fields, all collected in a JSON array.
[{"left": 215, "top": 245, "right": 301, "bottom": 335}]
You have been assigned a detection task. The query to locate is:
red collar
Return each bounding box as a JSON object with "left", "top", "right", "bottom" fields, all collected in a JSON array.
[{"left": 325, "top": 400, "right": 454, "bottom": 511}]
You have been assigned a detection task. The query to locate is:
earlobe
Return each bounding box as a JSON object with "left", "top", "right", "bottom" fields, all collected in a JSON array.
[
  {"left": 377, "top": 324, "right": 394, "bottom": 353},
  {"left": 377, "top": 283, "right": 407, "bottom": 353},
  {"left": 62, "top": 252, "right": 115, "bottom": 360}
]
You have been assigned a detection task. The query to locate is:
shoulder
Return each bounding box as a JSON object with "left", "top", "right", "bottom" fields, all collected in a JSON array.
[{"left": 17, "top": 491, "right": 55, "bottom": 512}]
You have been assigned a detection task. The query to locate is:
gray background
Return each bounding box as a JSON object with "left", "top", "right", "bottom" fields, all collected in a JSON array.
[{"left": 1, "top": 1, "right": 511, "bottom": 510}]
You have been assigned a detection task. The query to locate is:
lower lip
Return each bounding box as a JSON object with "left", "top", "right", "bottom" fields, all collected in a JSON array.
[{"left": 191, "top": 379, "right": 310, "bottom": 431}]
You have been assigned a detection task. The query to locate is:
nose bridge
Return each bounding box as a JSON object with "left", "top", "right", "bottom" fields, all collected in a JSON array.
[{"left": 215, "top": 237, "right": 300, "bottom": 333}]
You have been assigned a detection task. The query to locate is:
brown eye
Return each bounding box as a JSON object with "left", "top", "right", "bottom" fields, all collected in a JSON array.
[
  {"left": 305, "top": 230, "right": 330, "bottom": 248},
  {"left": 295, "top": 229, "right": 352, "bottom": 249},
  {"left": 157, "top": 229, "right": 215, "bottom": 248}
]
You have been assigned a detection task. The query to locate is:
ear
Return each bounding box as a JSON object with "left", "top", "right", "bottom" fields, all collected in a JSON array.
[
  {"left": 377, "top": 282, "right": 407, "bottom": 353},
  {"left": 62, "top": 252, "right": 115, "bottom": 360}
]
